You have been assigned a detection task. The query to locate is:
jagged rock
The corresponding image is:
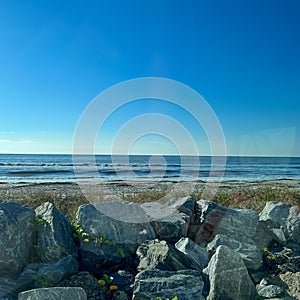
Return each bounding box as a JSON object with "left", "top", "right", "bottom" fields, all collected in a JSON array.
[
  {"left": 253, "top": 220, "right": 282, "bottom": 250},
  {"left": 58, "top": 271, "right": 109, "bottom": 299},
  {"left": 195, "top": 200, "right": 259, "bottom": 244},
  {"left": 204, "top": 245, "right": 258, "bottom": 300},
  {"left": 110, "top": 270, "right": 134, "bottom": 294},
  {"left": 279, "top": 272, "right": 300, "bottom": 300},
  {"left": 259, "top": 202, "right": 300, "bottom": 243},
  {"left": 14, "top": 255, "right": 79, "bottom": 292},
  {"left": 136, "top": 239, "right": 193, "bottom": 272},
  {"left": 18, "top": 287, "right": 87, "bottom": 300},
  {"left": 175, "top": 237, "right": 209, "bottom": 271},
  {"left": 132, "top": 269, "right": 205, "bottom": 300},
  {"left": 0, "top": 201, "right": 35, "bottom": 279},
  {"left": 34, "top": 202, "right": 78, "bottom": 263},
  {"left": 206, "top": 233, "right": 262, "bottom": 270},
  {"left": 77, "top": 202, "right": 155, "bottom": 254},
  {"left": 141, "top": 196, "right": 196, "bottom": 243},
  {"left": 256, "top": 279, "right": 285, "bottom": 298},
  {"left": 0, "top": 277, "right": 18, "bottom": 300}
]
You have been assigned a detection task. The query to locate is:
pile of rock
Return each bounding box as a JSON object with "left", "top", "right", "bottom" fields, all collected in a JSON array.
[{"left": 0, "top": 197, "right": 299, "bottom": 300}]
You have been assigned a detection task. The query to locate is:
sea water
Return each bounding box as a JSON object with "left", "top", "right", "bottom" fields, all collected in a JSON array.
[{"left": 0, "top": 154, "right": 299, "bottom": 183}]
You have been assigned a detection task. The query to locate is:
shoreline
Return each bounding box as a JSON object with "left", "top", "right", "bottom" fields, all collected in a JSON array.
[
  {"left": 1, "top": 178, "right": 300, "bottom": 199},
  {"left": 0, "top": 178, "right": 299, "bottom": 222}
]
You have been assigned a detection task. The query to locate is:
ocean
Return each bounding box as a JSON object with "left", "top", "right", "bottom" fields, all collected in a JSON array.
[{"left": 0, "top": 154, "right": 299, "bottom": 184}]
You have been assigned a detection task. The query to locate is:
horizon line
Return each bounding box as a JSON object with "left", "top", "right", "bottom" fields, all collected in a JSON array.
[{"left": 0, "top": 152, "right": 299, "bottom": 158}]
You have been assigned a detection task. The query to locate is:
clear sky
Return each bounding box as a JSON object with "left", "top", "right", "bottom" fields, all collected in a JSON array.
[{"left": 0, "top": 0, "right": 299, "bottom": 156}]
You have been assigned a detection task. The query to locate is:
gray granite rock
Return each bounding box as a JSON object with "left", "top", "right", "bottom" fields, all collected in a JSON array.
[
  {"left": 279, "top": 272, "right": 300, "bottom": 300},
  {"left": 0, "top": 201, "right": 35, "bottom": 279},
  {"left": 204, "top": 245, "right": 258, "bottom": 300},
  {"left": 141, "top": 196, "right": 196, "bottom": 243},
  {"left": 253, "top": 220, "right": 282, "bottom": 250},
  {"left": 0, "top": 277, "right": 18, "bottom": 300},
  {"left": 58, "top": 271, "right": 109, "bottom": 299},
  {"left": 77, "top": 202, "right": 155, "bottom": 254},
  {"left": 16, "top": 255, "right": 79, "bottom": 291},
  {"left": 175, "top": 237, "right": 209, "bottom": 271},
  {"left": 34, "top": 202, "right": 78, "bottom": 263},
  {"left": 18, "top": 287, "right": 87, "bottom": 300},
  {"left": 195, "top": 200, "right": 259, "bottom": 244},
  {"left": 136, "top": 239, "right": 193, "bottom": 272},
  {"left": 34, "top": 255, "right": 79, "bottom": 287},
  {"left": 259, "top": 201, "right": 300, "bottom": 243},
  {"left": 207, "top": 233, "right": 262, "bottom": 270},
  {"left": 256, "top": 282, "right": 285, "bottom": 298},
  {"left": 132, "top": 269, "right": 204, "bottom": 300}
]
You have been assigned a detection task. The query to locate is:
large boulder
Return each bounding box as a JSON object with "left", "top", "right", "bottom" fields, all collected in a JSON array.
[
  {"left": 206, "top": 233, "right": 262, "bottom": 270},
  {"left": 76, "top": 202, "right": 155, "bottom": 275},
  {"left": 0, "top": 277, "right": 18, "bottom": 300},
  {"left": 194, "top": 200, "right": 259, "bottom": 244},
  {"left": 204, "top": 245, "right": 258, "bottom": 300},
  {"left": 136, "top": 239, "right": 193, "bottom": 272},
  {"left": 35, "top": 202, "right": 78, "bottom": 262},
  {"left": 259, "top": 202, "right": 300, "bottom": 243},
  {"left": 33, "top": 255, "right": 79, "bottom": 287},
  {"left": 18, "top": 287, "right": 87, "bottom": 300},
  {"left": 77, "top": 202, "right": 155, "bottom": 253},
  {"left": 132, "top": 269, "right": 205, "bottom": 300},
  {"left": 0, "top": 201, "right": 35, "bottom": 279},
  {"left": 175, "top": 237, "right": 209, "bottom": 271},
  {"left": 141, "top": 196, "right": 196, "bottom": 243}
]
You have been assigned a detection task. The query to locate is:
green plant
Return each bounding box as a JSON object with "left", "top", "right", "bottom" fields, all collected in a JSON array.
[
  {"left": 35, "top": 217, "right": 47, "bottom": 225},
  {"left": 32, "top": 274, "right": 53, "bottom": 288}
]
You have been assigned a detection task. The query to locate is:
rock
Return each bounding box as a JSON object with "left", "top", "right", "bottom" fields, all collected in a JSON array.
[
  {"left": 110, "top": 270, "right": 134, "bottom": 294},
  {"left": 77, "top": 202, "right": 155, "bottom": 254},
  {"left": 58, "top": 271, "right": 109, "bottom": 299},
  {"left": 206, "top": 233, "right": 262, "bottom": 270},
  {"left": 195, "top": 200, "right": 259, "bottom": 244},
  {"left": 16, "top": 255, "right": 79, "bottom": 291},
  {"left": 132, "top": 269, "right": 205, "bottom": 300},
  {"left": 0, "top": 201, "right": 35, "bottom": 279},
  {"left": 259, "top": 202, "right": 300, "bottom": 243},
  {"left": 204, "top": 245, "right": 258, "bottom": 300},
  {"left": 112, "top": 290, "right": 129, "bottom": 300},
  {"left": 77, "top": 202, "right": 155, "bottom": 275},
  {"left": 34, "top": 202, "right": 78, "bottom": 263},
  {"left": 18, "top": 287, "right": 87, "bottom": 300},
  {"left": 175, "top": 237, "right": 209, "bottom": 271},
  {"left": 141, "top": 196, "right": 196, "bottom": 243},
  {"left": 256, "top": 281, "right": 285, "bottom": 298},
  {"left": 253, "top": 220, "right": 282, "bottom": 250},
  {"left": 0, "top": 277, "right": 18, "bottom": 300},
  {"left": 279, "top": 272, "right": 300, "bottom": 300},
  {"left": 78, "top": 238, "right": 132, "bottom": 275},
  {"left": 136, "top": 239, "right": 193, "bottom": 272}
]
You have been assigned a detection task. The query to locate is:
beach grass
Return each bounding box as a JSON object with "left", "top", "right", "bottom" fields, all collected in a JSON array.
[{"left": 0, "top": 182, "right": 299, "bottom": 221}]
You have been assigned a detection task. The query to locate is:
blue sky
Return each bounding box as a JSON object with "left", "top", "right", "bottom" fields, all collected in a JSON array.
[{"left": 0, "top": 0, "right": 299, "bottom": 156}]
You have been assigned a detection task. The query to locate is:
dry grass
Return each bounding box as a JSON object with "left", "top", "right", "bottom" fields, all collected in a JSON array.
[{"left": 1, "top": 182, "right": 299, "bottom": 220}]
